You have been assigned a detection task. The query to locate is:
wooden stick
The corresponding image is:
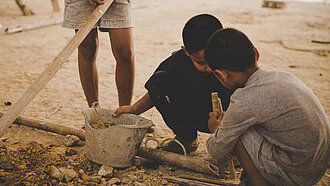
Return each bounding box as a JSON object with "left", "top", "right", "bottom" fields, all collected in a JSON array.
[
  {"left": 311, "top": 40, "right": 330, "bottom": 44},
  {"left": 211, "top": 92, "right": 237, "bottom": 179},
  {"left": 227, "top": 157, "right": 236, "bottom": 179},
  {"left": 15, "top": 0, "right": 34, "bottom": 16},
  {"left": 211, "top": 92, "right": 223, "bottom": 119},
  {"left": 137, "top": 147, "right": 220, "bottom": 177},
  {"left": 0, "top": 111, "right": 85, "bottom": 140},
  {"left": 180, "top": 176, "right": 239, "bottom": 186},
  {"left": 5, "top": 19, "right": 63, "bottom": 34},
  {"left": 50, "top": 0, "right": 60, "bottom": 12},
  {"left": 217, "top": 159, "right": 226, "bottom": 179},
  {"left": 0, "top": 0, "right": 114, "bottom": 137},
  {"left": 165, "top": 177, "right": 220, "bottom": 186}
]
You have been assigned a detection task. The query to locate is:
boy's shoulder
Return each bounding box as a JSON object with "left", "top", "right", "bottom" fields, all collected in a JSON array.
[
  {"left": 169, "top": 49, "right": 190, "bottom": 63},
  {"left": 157, "top": 49, "right": 192, "bottom": 72}
]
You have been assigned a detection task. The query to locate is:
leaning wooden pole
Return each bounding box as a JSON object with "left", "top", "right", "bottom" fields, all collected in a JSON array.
[{"left": 0, "top": 0, "right": 114, "bottom": 137}]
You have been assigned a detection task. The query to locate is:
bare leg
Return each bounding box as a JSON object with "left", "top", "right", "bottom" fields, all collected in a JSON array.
[
  {"left": 109, "top": 28, "right": 134, "bottom": 106},
  {"left": 234, "top": 139, "right": 269, "bottom": 186},
  {"left": 77, "top": 28, "right": 99, "bottom": 107}
]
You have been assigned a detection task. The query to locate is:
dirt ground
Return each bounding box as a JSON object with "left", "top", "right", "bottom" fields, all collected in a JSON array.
[{"left": 0, "top": 0, "right": 329, "bottom": 185}]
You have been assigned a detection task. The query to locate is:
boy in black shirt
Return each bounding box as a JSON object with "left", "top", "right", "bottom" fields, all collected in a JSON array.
[{"left": 113, "top": 14, "right": 233, "bottom": 154}]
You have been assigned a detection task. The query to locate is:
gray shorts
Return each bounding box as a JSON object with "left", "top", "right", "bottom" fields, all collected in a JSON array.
[
  {"left": 62, "top": 0, "right": 133, "bottom": 30},
  {"left": 240, "top": 128, "right": 296, "bottom": 185}
]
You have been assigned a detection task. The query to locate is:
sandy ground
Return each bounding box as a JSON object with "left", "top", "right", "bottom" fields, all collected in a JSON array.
[{"left": 0, "top": 0, "right": 329, "bottom": 185}]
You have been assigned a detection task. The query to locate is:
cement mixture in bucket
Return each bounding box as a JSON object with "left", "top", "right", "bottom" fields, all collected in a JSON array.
[{"left": 82, "top": 108, "right": 154, "bottom": 168}]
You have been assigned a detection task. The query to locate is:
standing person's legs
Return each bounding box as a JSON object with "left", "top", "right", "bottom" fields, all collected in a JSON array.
[
  {"left": 77, "top": 28, "right": 99, "bottom": 107},
  {"left": 108, "top": 28, "right": 134, "bottom": 106}
]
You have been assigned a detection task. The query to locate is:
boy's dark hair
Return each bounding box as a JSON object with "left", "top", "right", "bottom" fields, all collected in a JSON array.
[
  {"left": 204, "top": 28, "right": 256, "bottom": 72},
  {"left": 182, "top": 14, "right": 223, "bottom": 54}
]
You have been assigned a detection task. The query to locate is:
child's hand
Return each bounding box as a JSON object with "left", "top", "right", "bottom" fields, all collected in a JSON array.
[
  {"left": 88, "top": 0, "right": 105, "bottom": 6},
  {"left": 112, "top": 105, "right": 135, "bottom": 117},
  {"left": 208, "top": 112, "right": 225, "bottom": 134}
]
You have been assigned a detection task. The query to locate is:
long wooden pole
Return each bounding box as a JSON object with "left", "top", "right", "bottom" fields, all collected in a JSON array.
[
  {"left": 137, "top": 147, "right": 220, "bottom": 177},
  {"left": 0, "top": 111, "right": 85, "bottom": 140},
  {"left": 0, "top": 0, "right": 114, "bottom": 137}
]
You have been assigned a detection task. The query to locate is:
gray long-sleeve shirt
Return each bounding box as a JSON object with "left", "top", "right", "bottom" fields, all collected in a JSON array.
[{"left": 207, "top": 69, "right": 329, "bottom": 183}]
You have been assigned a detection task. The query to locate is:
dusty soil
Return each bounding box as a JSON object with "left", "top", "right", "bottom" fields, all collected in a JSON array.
[{"left": 0, "top": 0, "right": 329, "bottom": 185}]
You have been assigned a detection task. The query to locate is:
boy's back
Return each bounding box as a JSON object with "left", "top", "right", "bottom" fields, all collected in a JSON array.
[{"left": 223, "top": 68, "right": 329, "bottom": 183}]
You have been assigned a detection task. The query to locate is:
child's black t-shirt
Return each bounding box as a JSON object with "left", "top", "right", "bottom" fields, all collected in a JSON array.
[{"left": 145, "top": 49, "right": 233, "bottom": 132}]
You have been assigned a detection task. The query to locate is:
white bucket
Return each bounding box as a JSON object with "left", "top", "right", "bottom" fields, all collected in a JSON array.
[{"left": 82, "top": 108, "right": 154, "bottom": 168}]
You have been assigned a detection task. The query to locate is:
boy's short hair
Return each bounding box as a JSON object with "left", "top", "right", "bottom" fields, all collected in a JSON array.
[
  {"left": 205, "top": 28, "right": 256, "bottom": 72},
  {"left": 182, "top": 14, "right": 223, "bottom": 54}
]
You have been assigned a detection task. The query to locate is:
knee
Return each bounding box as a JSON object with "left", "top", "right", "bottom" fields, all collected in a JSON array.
[
  {"left": 113, "top": 45, "right": 134, "bottom": 64},
  {"left": 78, "top": 32, "right": 98, "bottom": 61}
]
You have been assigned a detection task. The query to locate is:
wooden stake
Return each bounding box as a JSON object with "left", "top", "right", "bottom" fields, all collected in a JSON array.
[
  {"left": 211, "top": 92, "right": 237, "bottom": 179},
  {"left": 15, "top": 0, "right": 34, "bottom": 16},
  {"left": 0, "top": 0, "right": 114, "bottom": 137},
  {"left": 50, "top": 0, "right": 60, "bottom": 12},
  {"left": 211, "top": 92, "right": 223, "bottom": 119}
]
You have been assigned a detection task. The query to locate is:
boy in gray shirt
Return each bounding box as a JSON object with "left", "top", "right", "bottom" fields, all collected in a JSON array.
[{"left": 205, "top": 28, "right": 329, "bottom": 185}]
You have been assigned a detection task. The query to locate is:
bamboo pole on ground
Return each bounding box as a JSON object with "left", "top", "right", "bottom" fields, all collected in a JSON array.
[{"left": 0, "top": 0, "right": 114, "bottom": 138}]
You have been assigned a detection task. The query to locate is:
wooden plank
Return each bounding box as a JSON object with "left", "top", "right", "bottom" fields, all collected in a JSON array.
[
  {"left": 50, "top": 0, "right": 60, "bottom": 12},
  {"left": 0, "top": 0, "right": 114, "bottom": 137}
]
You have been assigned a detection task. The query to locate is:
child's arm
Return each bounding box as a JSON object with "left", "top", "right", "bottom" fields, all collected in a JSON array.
[{"left": 113, "top": 93, "right": 154, "bottom": 117}]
